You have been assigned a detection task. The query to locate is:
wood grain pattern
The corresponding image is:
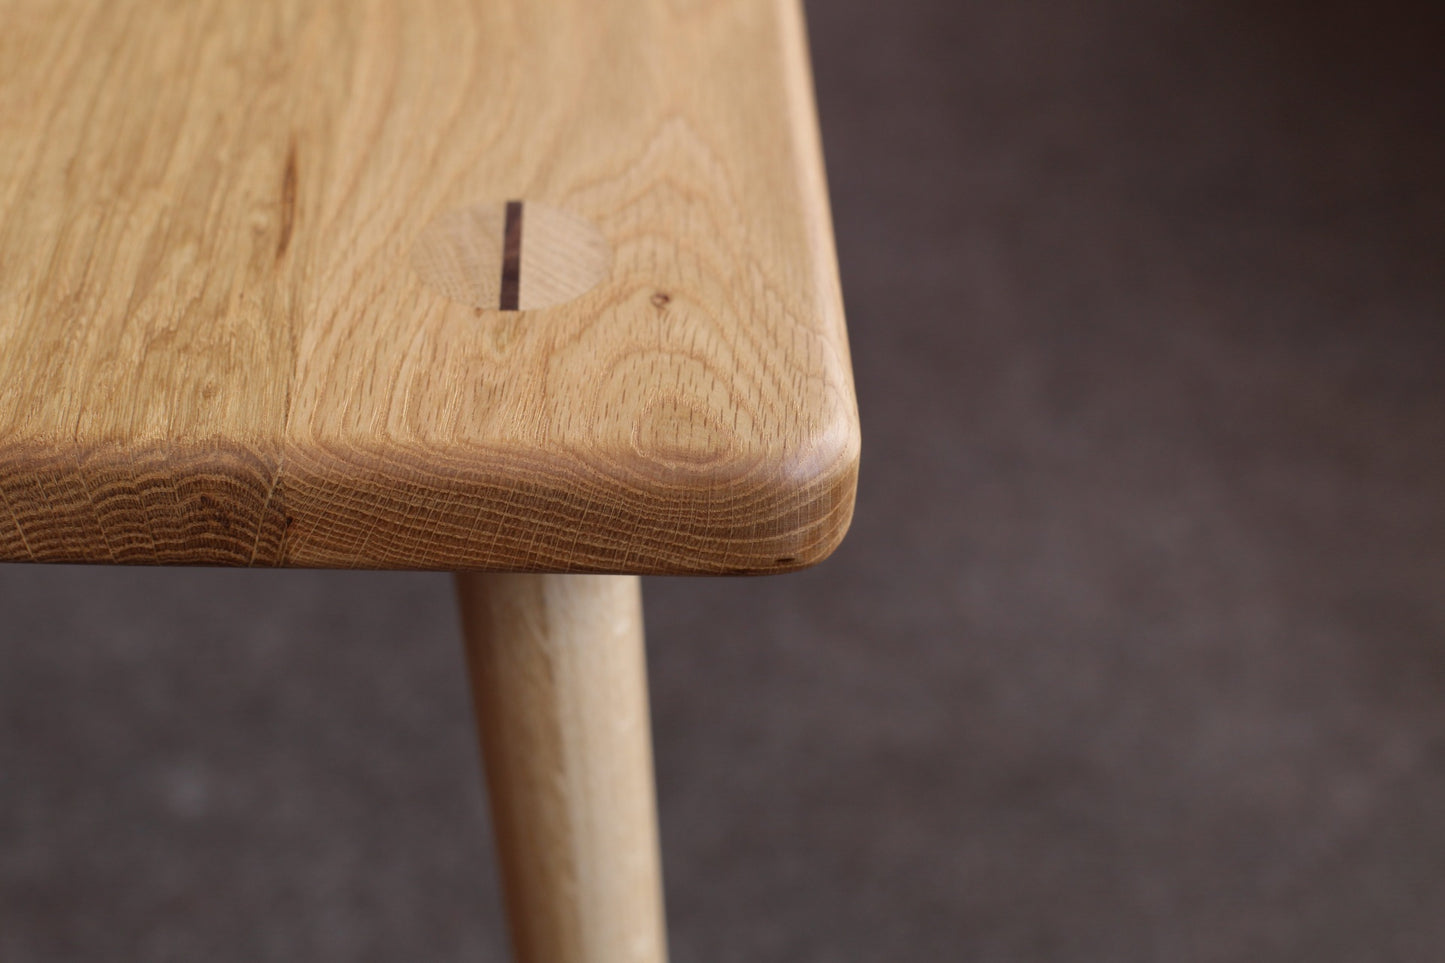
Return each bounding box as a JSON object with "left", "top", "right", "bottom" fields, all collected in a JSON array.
[
  {"left": 457, "top": 573, "right": 666, "bottom": 963},
  {"left": 0, "top": 0, "right": 858, "bottom": 574}
]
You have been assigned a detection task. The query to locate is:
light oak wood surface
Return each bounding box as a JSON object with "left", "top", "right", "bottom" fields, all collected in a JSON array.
[
  {"left": 0, "top": 0, "right": 858, "bottom": 573},
  {"left": 457, "top": 573, "right": 666, "bottom": 963}
]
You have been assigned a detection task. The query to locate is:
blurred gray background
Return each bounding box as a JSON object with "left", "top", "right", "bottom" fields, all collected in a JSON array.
[{"left": 3, "top": 0, "right": 1444, "bottom": 959}]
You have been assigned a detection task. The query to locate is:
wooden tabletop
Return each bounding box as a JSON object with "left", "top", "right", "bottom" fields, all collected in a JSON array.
[{"left": 0, "top": 0, "right": 858, "bottom": 574}]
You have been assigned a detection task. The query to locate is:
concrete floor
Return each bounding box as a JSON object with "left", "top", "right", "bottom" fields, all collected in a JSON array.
[{"left": 3, "top": 0, "right": 1444, "bottom": 959}]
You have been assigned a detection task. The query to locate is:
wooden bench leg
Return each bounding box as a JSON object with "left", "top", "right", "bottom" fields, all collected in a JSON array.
[{"left": 454, "top": 573, "right": 668, "bottom": 963}]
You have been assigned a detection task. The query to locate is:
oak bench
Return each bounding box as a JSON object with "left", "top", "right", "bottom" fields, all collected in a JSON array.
[{"left": 0, "top": 1, "right": 859, "bottom": 959}]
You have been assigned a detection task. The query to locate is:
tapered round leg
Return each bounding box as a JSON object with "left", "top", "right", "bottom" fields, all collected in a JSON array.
[{"left": 455, "top": 573, "right": 668, "bottom": 963}]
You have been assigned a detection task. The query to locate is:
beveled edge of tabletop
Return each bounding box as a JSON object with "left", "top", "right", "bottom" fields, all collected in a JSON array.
[{"left": 0, "top": 409, "right": 859, "bottom": 574}]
